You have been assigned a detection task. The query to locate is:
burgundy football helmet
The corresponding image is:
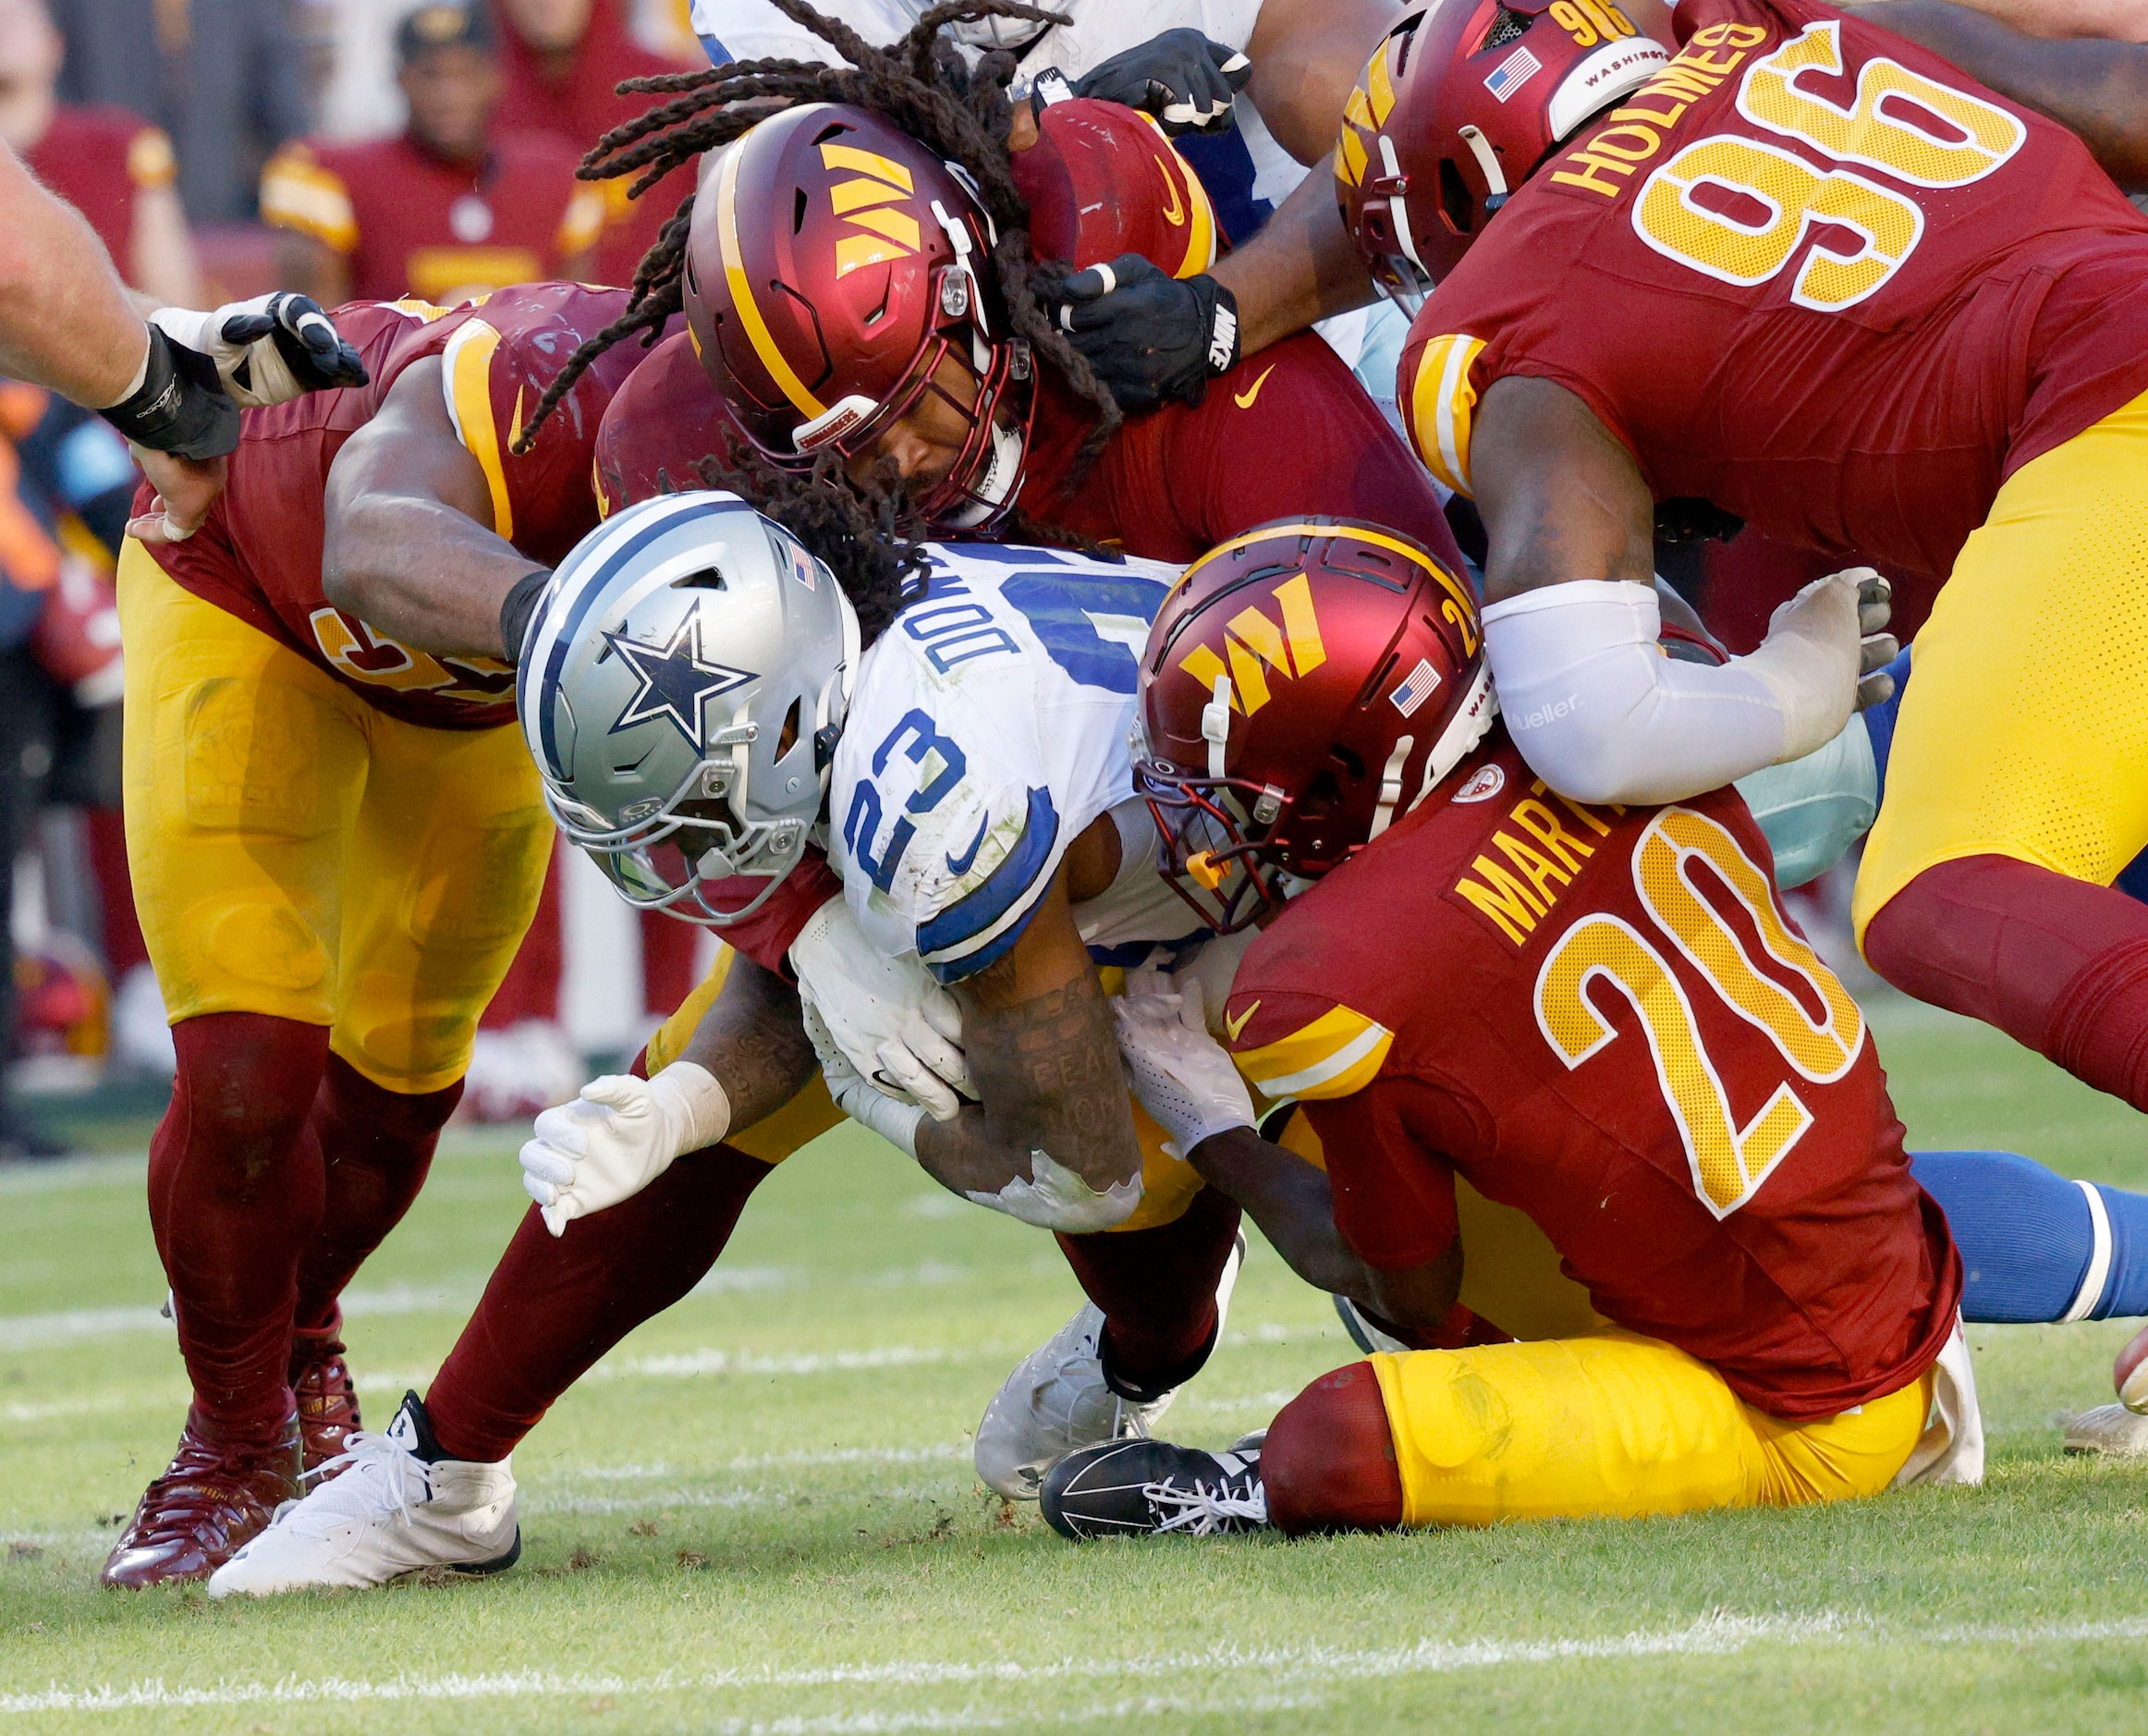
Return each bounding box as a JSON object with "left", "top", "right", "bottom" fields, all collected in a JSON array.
[
  {"left": 683, "top": 103, "right": 1034, "bottom": 532},
  {"left": 1336, "top": 0, "right": 1670, "bottom": 304},
  {"left": 1136, "top": 519, "right": 1495, "bottom": 934}
]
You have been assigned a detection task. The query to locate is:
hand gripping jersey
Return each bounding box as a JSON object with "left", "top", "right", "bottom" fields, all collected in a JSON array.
[
  {"left": 1226, "top": 731, "right": 1962, "bottom": 1419},
  {"left": 1400, "top": 0, "right": 2148, "bottom": 581},
  {"left": 831, "top": 543, "right": 1205, "bottom": 982},
  {"left": 143, "top": 284, "right": 654, "bottom": 729}
]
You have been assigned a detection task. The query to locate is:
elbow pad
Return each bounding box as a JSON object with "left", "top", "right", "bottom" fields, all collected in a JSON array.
[
  {"left": 1483, "top": 581, "right": 1789, "bottom": 806},
  {"left": 1733, "top": 713, "right": 1877, "bottom": 889}
]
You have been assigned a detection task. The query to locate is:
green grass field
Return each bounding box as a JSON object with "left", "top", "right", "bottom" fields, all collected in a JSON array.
[{"left": 5, "top": 996, "right": 2148, "bottom": 1734}]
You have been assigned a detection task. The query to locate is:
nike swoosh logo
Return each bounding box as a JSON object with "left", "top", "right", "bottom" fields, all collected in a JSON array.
[
  {"left": 1233, "top": 364, "right": 1277, "bottom": 410},
  {"left": 1224, "top": 999, "right": 1260, "bottom": 1043},
  {"left": 946, "top": 813, "right": 990, "bottom": 877},
  {"left": 1156, "top": 160, "right": 1186, "bottom": 227}
]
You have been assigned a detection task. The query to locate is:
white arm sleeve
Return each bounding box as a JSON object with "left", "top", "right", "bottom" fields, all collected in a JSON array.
[{"left": 1483, "top": 577, "right": 1861, "bottom": 807}]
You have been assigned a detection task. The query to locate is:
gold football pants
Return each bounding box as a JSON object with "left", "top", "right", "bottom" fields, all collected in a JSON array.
[
  {"left": 1856, "top": 384, "right": 2148, "bottom": 941},
  {"left": 118, "top": 541, "right": 552, "bottom": 1093},
  {"left": 1371, "top": 1328, "right": 1932, "bottom": 1526}
]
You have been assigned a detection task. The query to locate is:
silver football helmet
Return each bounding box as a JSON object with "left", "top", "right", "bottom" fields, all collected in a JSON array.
[{"left": 519, "top": 491, "right": 860, "bottom": 925}]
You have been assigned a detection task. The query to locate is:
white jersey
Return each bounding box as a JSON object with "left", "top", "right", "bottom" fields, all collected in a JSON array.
[
  {"left": 689, "top": 0, "right": 1305, "bottom": 240},
  {"left": 829, "top": 543, "right": 1203, "bottom": 984}
]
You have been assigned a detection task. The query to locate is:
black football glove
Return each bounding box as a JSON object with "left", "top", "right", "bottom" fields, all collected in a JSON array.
[
  {"left": 1070, "top": 28, "right": 1251, "bottom": 135},
  {"left": 1052, "top": 253, "right": 1240, "bottom": 413},
  {"left": 149, "top": 292, "right": 370, "bottom": 409}
]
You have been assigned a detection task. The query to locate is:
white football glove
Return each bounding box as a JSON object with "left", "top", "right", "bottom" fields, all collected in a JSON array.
[
  {"left": 1112, "top": 967, "right": 1256, "bottom": 1159},
  {"left": 804, "top": 999, "right": 929, "bottom": 1158},
  {"left": 148, "top": 292, "right": 369, "bottom": 409},
  {"left": 789, "top": 898, "right": 974, "bottom": 1120},
  {"left": 519, "top": 1063, "right": 731, "bottom": 1236},
  {"left": 964, "top": 1147, "right": 1141, "bottom": 1232}
]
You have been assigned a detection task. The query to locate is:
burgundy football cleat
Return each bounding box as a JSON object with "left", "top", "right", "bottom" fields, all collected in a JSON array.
[
  {"left": 290, "top": 1310, "right": 362, "bottom": 1473},
  {"left": 99, "top": 1415, "right": 301, "bottom": 1588}
]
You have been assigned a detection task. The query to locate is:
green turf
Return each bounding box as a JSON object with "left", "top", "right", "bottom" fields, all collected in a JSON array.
[{"left": 5, "top": 996, "right": 2148, "bottom": 1734}]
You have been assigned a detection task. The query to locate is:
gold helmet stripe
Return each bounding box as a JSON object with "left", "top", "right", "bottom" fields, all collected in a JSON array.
[{"left": 715, "top": 141, "right": 827, "bottom": 422}]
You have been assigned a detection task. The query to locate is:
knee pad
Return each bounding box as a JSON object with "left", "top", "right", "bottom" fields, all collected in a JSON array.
[{"left": 1263, "top": 1362, "right": 1404, "bottom": 1536}]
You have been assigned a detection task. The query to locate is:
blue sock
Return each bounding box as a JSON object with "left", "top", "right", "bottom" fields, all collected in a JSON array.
[{"left": 1911, "top": 1149, "right": 2148, "bottom": 1322}]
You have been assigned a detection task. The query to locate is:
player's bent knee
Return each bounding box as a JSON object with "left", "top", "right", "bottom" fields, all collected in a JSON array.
[
  {"left": 1263, "top": 1362, "right": 1406, "bottom": 1536},
  {"left": 168, "top": 1013, "right": 333, "bottom": 1180}
]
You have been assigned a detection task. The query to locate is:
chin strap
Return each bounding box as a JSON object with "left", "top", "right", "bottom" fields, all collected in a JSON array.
[{"left": 1201, "top": 674, "right": 1233, "bottom": 779}]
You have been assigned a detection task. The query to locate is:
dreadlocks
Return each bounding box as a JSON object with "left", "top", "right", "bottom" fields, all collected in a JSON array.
[
  {"left": 512, "top": 0, "right": 1125, "bottom": 497},
  {"left": 700, "top": 447, "right": 929, "bottom": 646}
]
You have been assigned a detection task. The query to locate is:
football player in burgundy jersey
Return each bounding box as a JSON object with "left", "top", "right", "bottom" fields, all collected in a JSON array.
[
  {"left": 1042, "top": 519, "right": 1982, "bottom": 1539},
  {"left": 247, "top": 68, "right": 1477, "bottom": 1556},
  {"left": 97, "top": 282, "right": 658, "bottom": 1588},
  {"left": 1336, "top": 0, "right": 2148, "bottom": 1145}
]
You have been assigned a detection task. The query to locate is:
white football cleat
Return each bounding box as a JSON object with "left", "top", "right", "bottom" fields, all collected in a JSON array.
[
  {"left": 207, "top": 1392, "right": 519, "bottom": 1597},
  {"left": 2065, "top": 1403, "right": 2148, "bottom": 1459},
  {"left": 975, "top": 1230, "right": 1244, "bottom": 1499}
]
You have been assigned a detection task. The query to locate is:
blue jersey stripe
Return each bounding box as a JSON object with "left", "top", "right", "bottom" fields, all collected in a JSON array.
[{"left": 917, "top": 785, "right": 1061, "bottom": 982}]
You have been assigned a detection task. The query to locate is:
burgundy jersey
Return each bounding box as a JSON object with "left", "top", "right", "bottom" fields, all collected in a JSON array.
[
  {"left": 1226, "top": 731, "right": 1960, "bottom": 1419},
  {"left": 25, "top": 106, "right": 175, "bottom": 268},
  {"left": 1401, "top": 0, "right": 2148, "bottom": 581},
  {"left": 260, "top": 132, "right": 607, "bottom": 303},
  {"left": 1025, "top": 337, "right": 1467, "bottom": 571},
  {"left": 144, "top": 283, "right": 643, "bottom": 729}
]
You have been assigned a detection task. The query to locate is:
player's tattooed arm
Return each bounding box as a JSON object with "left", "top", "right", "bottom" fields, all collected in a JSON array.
[
  {"left": 1846, "top": 1, "right": 2148, "bottom": 189},
  {"left": 913, "top": 866, "right": 1145, "bottom": 1210},
  {"left": 672, "top": 953, "right": 820, "bottom": 1133},
  {"left": 321, "top": 355, "right": 543, "bottom": 660},
  {"left": 1185, "top": 1126, "right": 1462, "bottom": 1327}
]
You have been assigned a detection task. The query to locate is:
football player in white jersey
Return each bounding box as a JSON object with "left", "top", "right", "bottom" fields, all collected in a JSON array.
[{"left": 206, "top": 493, "right": 1279, "bottom": 1595}]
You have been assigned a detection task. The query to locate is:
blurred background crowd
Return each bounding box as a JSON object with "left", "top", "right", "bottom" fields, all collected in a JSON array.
[{"left": 0, "top": 0, "right": 714, "bottom": 1156}]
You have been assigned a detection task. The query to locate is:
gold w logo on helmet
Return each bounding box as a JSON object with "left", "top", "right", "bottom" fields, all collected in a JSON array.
[
  {"left": 822, "top": 141, "right": 923, "bottom": 279},
  {"left": 1176, "top": 574, "right": 1327, "bottom": 717},
  {"left": 1336, "top": 40, "right": 1401, "bottom": 189}
]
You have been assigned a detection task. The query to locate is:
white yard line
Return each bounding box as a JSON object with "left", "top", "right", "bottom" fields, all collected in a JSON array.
[{"left": 9, "top": 1613, "right": 2148, "bottom": 1717}]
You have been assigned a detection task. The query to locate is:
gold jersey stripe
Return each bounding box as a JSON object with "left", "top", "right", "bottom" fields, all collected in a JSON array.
[
  {"left": 557, "top": 186, "right": 608, "bottom": 257},
  {"left": 441, "top": 319, "right": 513, "bottom": 542},
  {"left": 259, "top": 154, "right": 359, "bottom": 253},
  {"left": 1408, "top": 332, "right": 1486, "bottom": 498},
  {"left": 1232, "top": 1004, "right": 1395, "bottom": 1100}
]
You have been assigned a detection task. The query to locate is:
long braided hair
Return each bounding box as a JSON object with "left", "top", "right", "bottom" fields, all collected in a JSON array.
[
  {"left": 702, "top": 449, "right": 931, "bottom": 646},
  {"left": 513, "top": 0, "right": 1125, "bottom": 514}
]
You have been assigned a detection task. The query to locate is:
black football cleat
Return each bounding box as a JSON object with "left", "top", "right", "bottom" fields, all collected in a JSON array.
[{"left": 1041, "top": 1438, "right": 1268, "bottom": 1540}]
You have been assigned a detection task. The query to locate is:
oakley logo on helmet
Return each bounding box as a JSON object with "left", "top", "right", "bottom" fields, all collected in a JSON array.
[
  {"left": 822, "top": 141, "right": 921, "bottom": 279},
  {"left": 602, "top": 614, "right": 757, "bottom": 750},
  {"left": 1175, "top": 573, "right": 1328, "bottom": 718}
]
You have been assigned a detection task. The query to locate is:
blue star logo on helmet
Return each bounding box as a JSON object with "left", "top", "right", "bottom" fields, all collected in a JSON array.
[{"left": 600, "top": 613, "right": 756, "bottom": 748}]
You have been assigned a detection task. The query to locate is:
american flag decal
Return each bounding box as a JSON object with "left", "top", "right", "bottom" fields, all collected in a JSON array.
[
  {"left": 1390, "top": 657, "right": 1442, "bottom": 718},
  {"left": 1484, "top": 45, "right": 1541, "bottom": 102}
]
